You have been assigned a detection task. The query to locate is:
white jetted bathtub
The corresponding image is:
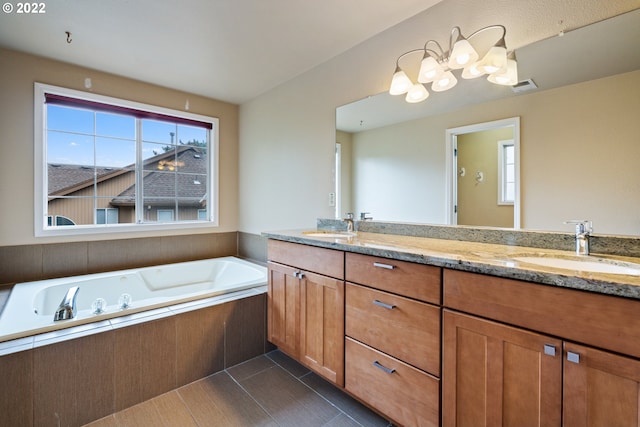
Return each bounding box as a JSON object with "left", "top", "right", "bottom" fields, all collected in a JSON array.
[{"left": 0, "top": 256, "right": 267, "bottom": 343}]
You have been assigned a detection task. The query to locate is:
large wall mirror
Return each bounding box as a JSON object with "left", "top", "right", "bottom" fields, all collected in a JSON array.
[{"left": 336, "top": 9, "right": 640, "bottom": 236}]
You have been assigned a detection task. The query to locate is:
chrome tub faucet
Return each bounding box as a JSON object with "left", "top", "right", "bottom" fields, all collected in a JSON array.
[
  {"left": 565, "top": 220, "right": 592, "bottom": 255},
  {"left": 54, "top": 286, "right": 79, "bottom": 321}
]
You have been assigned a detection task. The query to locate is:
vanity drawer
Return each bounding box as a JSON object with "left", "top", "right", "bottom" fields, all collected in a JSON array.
[
  {"left": 444, "top": 269, "right": 640, "bottom": 358},
  {"left": 345, "top": 252, "right": 441, "bottom": 304},
  {"left": 345, "top": 337, "right": 440, "bottom": 427},
  {"left": 346, "top": 283, "right": 440, "bottom": 375},
  {"left": 268, "top": 239, "right": 344, "bottom": 279}
]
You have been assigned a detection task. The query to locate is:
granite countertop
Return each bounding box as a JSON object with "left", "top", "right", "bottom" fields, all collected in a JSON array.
[{"left": 263, "top": 229, "right": 640, "bottom": 300}]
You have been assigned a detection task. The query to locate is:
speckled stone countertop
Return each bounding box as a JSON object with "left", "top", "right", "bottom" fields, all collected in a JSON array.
[{"left": 263, "top": 229, "right": 640, "bottom": 300}]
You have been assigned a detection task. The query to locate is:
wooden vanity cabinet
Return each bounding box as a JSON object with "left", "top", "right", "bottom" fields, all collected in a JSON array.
[
  {"left": 267, "top": 240, "right": 345, "bottom": 386},
  {"left": 444, "top": 269, "right": 640, "bottom": 427},
  {"left": 443, "top": 310, "right": 562, "bottom": 426},
  {"left": 345, "top": 252, "right": 442, "bottom": 427}
]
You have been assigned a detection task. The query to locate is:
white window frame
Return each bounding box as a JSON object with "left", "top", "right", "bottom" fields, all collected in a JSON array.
[
  {"left": 497, "top": 139, "right": 515, "bottom": 205},
  {"left": 34, "top": 83, "right": 219, "bottom": 237}
]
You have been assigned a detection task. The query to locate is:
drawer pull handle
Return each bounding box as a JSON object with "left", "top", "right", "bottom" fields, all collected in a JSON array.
[
  {"left": 373, "top": 262, "right": 395, "bottom": 270},
  {"left": 373, "top": 360, "right": 396, "bottom": 374},
  {"left": 373, "top": 299, "right": 396, "bottom": 310},
  {"left": 567, "top": 351, "right": 580, "bottom": 364},
  {"left": 543, "top": 344, "right": 556, "bottom": 357}
]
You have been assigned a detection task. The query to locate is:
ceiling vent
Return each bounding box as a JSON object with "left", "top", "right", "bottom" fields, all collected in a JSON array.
[{"left": 511, "top": 78, "right": 538, "bottom": 93}]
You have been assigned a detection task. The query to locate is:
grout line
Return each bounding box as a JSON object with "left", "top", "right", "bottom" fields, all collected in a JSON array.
[
  {"left": 264, "top": 351, "right": 373, "bottom": 427},
  {"left": 225, "top": 369, "right": 281, "bottom": 426}
]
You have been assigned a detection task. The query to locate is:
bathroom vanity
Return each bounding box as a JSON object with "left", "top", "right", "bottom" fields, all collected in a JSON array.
[{"left": 264, "top": 228, "right": 640, "bottom": 427}]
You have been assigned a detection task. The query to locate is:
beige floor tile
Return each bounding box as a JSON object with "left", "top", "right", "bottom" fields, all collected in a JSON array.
[
  {"left": 151, "top": 391, "right": 199, "bottom": 426},
  {"left": 179, "top": 371, "right": 277, "bottom": 426},
  {"left": 239, "top": 365, "right": 339, "bottom": 427},
  {"left": 227, "top": 354, "right": 275, "bottom": 382}
]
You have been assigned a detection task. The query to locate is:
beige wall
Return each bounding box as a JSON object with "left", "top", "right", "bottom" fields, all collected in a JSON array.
[
  {"left": 457, "top": 128, "right": 514, "bottom": 228},
  {"left": 238, "top": 0, "right": 639, "bottom": 235},
  {"left": 0, "top": 48, "right": 239, "bottom": 246}
]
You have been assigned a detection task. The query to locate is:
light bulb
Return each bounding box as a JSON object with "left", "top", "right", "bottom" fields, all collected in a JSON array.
[
  {"left": 389, "top": 68, "right": 412, "bottom": 95},
  {"left": 488, "top": 58, "right": 518, "bottom": 86},
  {"left": 418, "top": 55, "right": 444, "bottom": 83},
  {"left": 479, "top": 45, "right": 507, "bottom": 74},
  {"left": 461, "top": 62, "right": 485, "bottom": 79},
  {"left": 448, "top": 38, "right": 479, "bottom": 69},
  {"left": 405, "top": 83, "right": 429, "bottom": 103},
  {"left": 431, "top": 71, "right": 458, "bottom": 92}
]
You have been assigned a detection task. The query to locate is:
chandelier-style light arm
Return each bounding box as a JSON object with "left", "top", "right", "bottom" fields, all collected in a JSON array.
[
  {"left": 394, "top": 48, "right": 425, "bottom": 67},
  {"left": 423, "top": 39, "right": 445, "bottom": 60},
  {"left": 466, "top": 24, "right": 506, "bottom": 42}
]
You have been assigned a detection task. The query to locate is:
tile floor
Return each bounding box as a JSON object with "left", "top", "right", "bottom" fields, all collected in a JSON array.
[{"left": 84, "top": 350, "right": 392, "bottom": 427}]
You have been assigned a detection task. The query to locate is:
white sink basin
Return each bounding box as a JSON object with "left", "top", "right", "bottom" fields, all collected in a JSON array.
[
  {"left": 514, "top": 256, "right": 640, "bottom": 276},
  {"left": 302, "top": 231, "right": 355, "bottom": 238}
]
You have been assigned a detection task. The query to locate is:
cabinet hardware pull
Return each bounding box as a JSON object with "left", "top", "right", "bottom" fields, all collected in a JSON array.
[
  {"left": 373, "top": 299, "right": 396, "bottom": 310},
  {"left": 567, "top": 351, "right": 580, "bottom": 364},
  {"left": 373, "top": 262, "right": 395, "bottom": 270},
  {"left": 543, "top": 344, "right": 556, "bottom": 357},
  {"left": 373, "top": 360, "right": 396, "bottom": 374}
]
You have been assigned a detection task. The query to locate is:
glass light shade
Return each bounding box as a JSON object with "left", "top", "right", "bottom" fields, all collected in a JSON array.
[
  {"left": 389, "top": 68, "right": 412, "bottom": 95},
  {"left": 447, "top": 38, "right": 479, "bottom": 69},
  {"left": 488, "top": 58, "right": 518, "bottom": 85},
  {"left": 405, "top": 83, "right": 429, "bottom": 103},
  {"left": 461, "top": 61, "right": 485, "bottom": 79},
  {"left": 479, "top": 45, "right": 508, "bottom": 74},
  {"left": 418, "top": 55, "right": 444, "bottom": 83},
  {"left": 431, "top": 71, "right": 458, "bottom": 92}
]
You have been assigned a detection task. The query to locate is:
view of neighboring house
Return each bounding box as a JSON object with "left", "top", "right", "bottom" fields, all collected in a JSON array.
[{"left": 47, "top": 145, "right": 208, "bottom": 225}]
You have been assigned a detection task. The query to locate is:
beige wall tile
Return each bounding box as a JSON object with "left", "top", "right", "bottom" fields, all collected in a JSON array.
[
  {"left": 114, "top": 317, "right": 176, "bottom": 411},
  {"left": 225, "top": 294, "right": 267, "bottom": 367},
  {"left": 42, "top": 242, "right": 88, "bottom": 279},
  {"left": 0, "top": 349, "right": 33, "bottom": 426},
  {"left": 175, "top": 304, "right": 226, "bottom": 387},
  {"left": 34, "top": 331, "right": 115, "bottom": 427}
]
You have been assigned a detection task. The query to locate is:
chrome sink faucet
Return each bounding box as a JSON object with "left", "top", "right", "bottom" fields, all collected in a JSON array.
[
  {"left": 344, "top": 212, "right": 354, "bottom": 233},
  {"left": 565, "top": 220, "right": 592, "bottom": 256}
]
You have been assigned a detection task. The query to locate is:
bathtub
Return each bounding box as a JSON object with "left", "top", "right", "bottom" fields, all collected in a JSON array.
[{"left": 0, "top": 256, "right": 267, "bottom": 343}]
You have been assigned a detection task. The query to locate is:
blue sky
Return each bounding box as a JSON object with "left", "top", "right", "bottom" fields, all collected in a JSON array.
[{"left": 46, "top": 105, "right": 207, "bottom": 168}]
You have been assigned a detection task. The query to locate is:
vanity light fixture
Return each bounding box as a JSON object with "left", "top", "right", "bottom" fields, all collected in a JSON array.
[{"left": 389, "top": 25, "right": 518, "bottom": 103}]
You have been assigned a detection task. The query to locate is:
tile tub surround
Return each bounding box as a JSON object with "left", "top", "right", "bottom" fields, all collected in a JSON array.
[
  {"left": 0, "top": 290, "right": 268, "bottom": 427},
  {"left": 0, "top": 231, "right": 238, "bottom": 286},
  {"left": 263, "top": 229, "right": 640, "bottom": 300}
]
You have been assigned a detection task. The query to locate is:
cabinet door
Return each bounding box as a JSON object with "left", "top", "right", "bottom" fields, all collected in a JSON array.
[
  {"left": 300, "top": 271, "right": 345, "bottom": 386},
  {"left": 267, "top": 262, "right": 300, "bottom": 358},
  {"left": 443, "top": 310, "right": 562, "bottom": 427},
  {"left": 564, "top": 342, "right": 640, "bottom": 427}
]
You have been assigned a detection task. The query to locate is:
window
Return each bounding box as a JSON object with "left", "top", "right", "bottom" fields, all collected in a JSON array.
[
  {"left": 35, "top": 83, "right": 219, "bottom": 236},
  {"left": 157, "top": 209, "right": 174, "bottom": 222},
  {"left": 96, "top": 208, "right": 119, "bottom": 224},
  {"left": 498, "top": 140, "right": 515, "bottom": 205}
]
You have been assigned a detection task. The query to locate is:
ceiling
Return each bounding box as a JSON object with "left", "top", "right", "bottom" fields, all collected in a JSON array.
[
  {"left": 336, "top": 8, "right": 640, "bottom": 132},
  {"left": 0, "top": 0, "right": 443, "bottom": 104}
]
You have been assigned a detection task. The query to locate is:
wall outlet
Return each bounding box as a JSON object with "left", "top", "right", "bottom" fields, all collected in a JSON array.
[{"left": 329, "top": 192, "right": 336, "bottom": 207}]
